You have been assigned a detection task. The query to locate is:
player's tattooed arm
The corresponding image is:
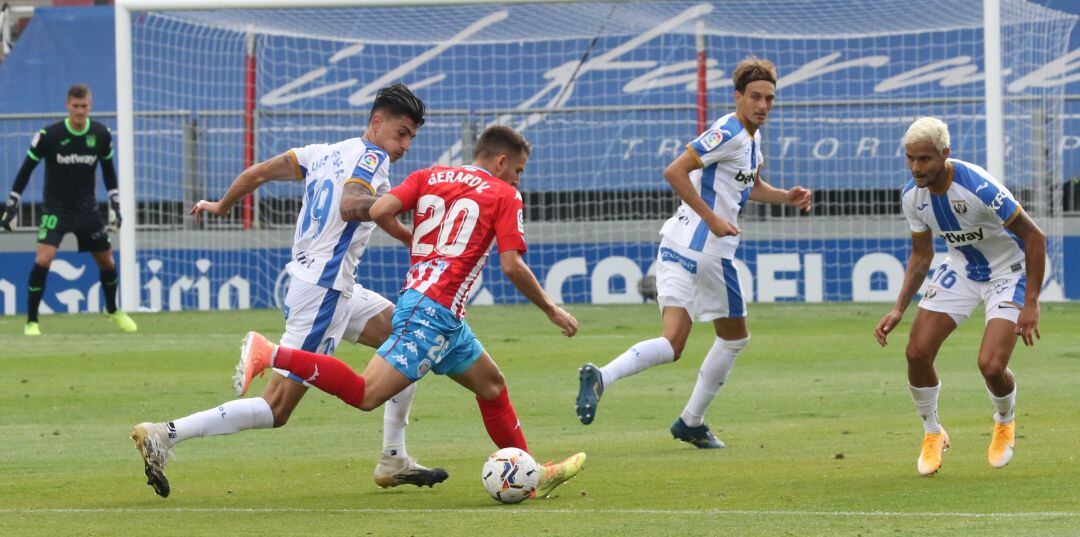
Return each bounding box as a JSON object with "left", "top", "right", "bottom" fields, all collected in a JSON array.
[
  {"left": 875, "top": 231, "right": 933, "bottom": 346},
  {"left": 663, "top": 149, "right": 740, "bottom": 237},
  {"left": 1007, "top": 209, "right": 1046, "bottom": 346},
  {"left": 191, "top": 151, "right": 301, "bottom": 221},
  {"left": 339, "top": 182, "right": 377, "bottom": 222}
]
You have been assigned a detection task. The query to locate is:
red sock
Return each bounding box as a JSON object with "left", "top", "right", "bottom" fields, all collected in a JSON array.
[
  {"left": 476, "top": 386, "right": 528, "bottom": 452},
  {"left": 273, "top": 346, "right": 366, "bottom": 409}
]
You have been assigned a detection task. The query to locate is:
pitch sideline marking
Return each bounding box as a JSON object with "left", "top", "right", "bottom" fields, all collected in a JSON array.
[{"left": 1, "top": 508, "right": 1078, "bottom": 518}]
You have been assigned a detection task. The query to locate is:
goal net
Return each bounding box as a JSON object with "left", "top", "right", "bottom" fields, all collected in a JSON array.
[{"left": 120, "top": 0, "right": 1075, "bottom": 311}]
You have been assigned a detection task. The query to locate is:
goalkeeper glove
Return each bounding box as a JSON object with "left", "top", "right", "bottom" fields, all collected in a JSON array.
[{"left": 1, "top": 192, "right": 19, "bottom": 231}]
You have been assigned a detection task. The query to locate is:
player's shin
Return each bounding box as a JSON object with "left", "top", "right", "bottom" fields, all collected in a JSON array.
[
  {"left": 476, "top": 386, "right": 528, "bottom": 452},
  {"left": 680, "top": 336, "right": 747, "bottom": 427},
  {"left": 167, "top": 398, "right": 274, "bottom": 446},
  {"left": 27, "top": 263, "right": 48, "bottom": 323},
  {"left": 383, "top": 383, "right": 415, "bottom": 458},
  {"left": 987, "top": 382, "right": 1016, "bottom": 423},
  {"left": 100, "top": 266, "right": 119, "bottom": 314},
  {"left": 273, "top": 346, "right": 367, "bottom": 409},
  {"left": 599, "top": 336, "right": 676, "bottom": 387},
  {"left": 909, "top": 383, "right": 943, "bottom": 433}
]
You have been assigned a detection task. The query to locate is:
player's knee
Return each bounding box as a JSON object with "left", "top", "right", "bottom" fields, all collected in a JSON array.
[
  {"left": 978, "top": 357, "right": 1009, "bottom": 380},
  {"left": 357, "top": 391, "right": 386, "bottom": 412},
  {"left": 905, "top": 341, "right": 934, "bottom": 363},
  {"left": 475, "top": 374, "right": 507, "bottom": 401}
]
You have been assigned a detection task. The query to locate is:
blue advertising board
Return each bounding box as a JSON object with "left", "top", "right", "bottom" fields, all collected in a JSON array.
[{"left": 0, "top": 237, "right": 1076, "bottom": 315}]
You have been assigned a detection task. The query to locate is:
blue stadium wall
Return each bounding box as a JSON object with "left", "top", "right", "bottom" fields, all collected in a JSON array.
[{"left": 0, "top": 5, "right": 1078, "bottom": 314}]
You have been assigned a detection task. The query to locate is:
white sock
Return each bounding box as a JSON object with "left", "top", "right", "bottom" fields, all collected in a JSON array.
[
  {"left": 382, "top": 383, "right": 415, "bottom": 459},
  {"left": 987, "top": 384, "right": 1016, "bottom": 424},
  {"left": 167, "top": 397, "right": 274, "bottom": 447},
  {"left": 599, "top": 337, "right": 675, "bottom": 387},
  {"left": 909, "top": 383, "right": 943, "bottom": 433},
  {"left": 680, "top": 336, "right": 748, "bottom": 428}
]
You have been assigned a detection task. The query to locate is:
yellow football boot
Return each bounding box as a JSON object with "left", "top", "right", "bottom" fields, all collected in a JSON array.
[
  {"left": 917, "top": 429, "right": 949, "bottom": 476},
  {"left": 988, "top": 421, "right": 1015, "bottom": 469},
  {"left": 110, "top": 310, "right": 138, "bottom": 333},
  {"left": 533, "top": 452, "right": 586, "bottom": 499}
]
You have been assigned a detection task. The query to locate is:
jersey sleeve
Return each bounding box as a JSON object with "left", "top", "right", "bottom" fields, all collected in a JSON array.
[
  {"left": 27, "top": 128, "right": 49, "bottom": 162},
  {"left": 686, "top": 126, "right": 739, "bottom": 168},
  {"left": 99, "top": 128, "right": 114, "bottom": 161},
  {"left": 972, "top": 180, "right": 1021, "bottom": 226},
  {"left": 494, "top": 189, "right": 527, "bottom": 254},
  {"left": 901, "top": 191, "right": 929, "bottom": 235},
  {"left": 388, "top": 168, "right": 428, "bottom": 211},
  {"left": 287, "top": 144, "right": 319, "bottom": 180},
  {"left": 344, "top": 148, "right": 389, "bottom": 195}
]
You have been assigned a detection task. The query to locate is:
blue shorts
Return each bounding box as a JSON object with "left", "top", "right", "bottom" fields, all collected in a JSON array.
[{"left": 377, "top": 290, "right": 485, "bottom": 382}]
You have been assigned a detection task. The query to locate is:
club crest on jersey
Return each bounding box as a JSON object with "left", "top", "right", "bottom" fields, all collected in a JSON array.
[
  {"left": 357, "top": 151, "right": 381, "bottom": 173},
  {"left": 951, "top": 199, "right": 967, "bottom": 214},
  {"left": 86, "top": 135, "right": 97, "bottom": 148},
  {"left": 699, "top": 129, "right": 725, "bottom": 151},
  {"left": 924, "top": 287, "right": 938, "bottom": 299},
  {"left": 417, "top": 359, "right": 432, "bottom": 377}
]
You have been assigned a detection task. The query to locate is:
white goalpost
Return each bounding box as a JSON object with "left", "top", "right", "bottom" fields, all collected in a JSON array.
[{"left": 114, "top": 0, "right": 1075, "bottom": 312}]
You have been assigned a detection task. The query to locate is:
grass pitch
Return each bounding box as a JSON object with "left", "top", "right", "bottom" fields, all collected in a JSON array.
[{"left": 1, "top": 302, "right": 1079, "bottom": 536}]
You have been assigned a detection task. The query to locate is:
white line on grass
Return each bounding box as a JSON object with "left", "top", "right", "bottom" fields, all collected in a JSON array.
[{"left": 1, "top": 508, "right": 1078, "bottom": 519}]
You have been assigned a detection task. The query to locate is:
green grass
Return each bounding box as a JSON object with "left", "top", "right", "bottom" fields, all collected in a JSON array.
[{"left": 1, "top": 302, "right": 1079, "bottom": 536}]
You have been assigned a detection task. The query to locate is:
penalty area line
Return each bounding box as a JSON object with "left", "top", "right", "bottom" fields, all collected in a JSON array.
[{"left": 1, "top": 508, "right": 1078, "bottom": 518}]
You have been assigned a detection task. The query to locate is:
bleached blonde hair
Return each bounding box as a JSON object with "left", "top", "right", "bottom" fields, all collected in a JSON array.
[{"left": 903, "top": 117, "right": 951, "bottom": 154}]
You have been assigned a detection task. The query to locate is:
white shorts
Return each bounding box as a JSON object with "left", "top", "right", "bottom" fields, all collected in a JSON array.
[
  {"left": 918, "top": 261, "right": 1027, "bottom": 326},
  {"left": 655, "top": 238, "right": 746, "bottom": 322},
  {"left": 275, "top": 278, "right": 393, "bottom": 385}
]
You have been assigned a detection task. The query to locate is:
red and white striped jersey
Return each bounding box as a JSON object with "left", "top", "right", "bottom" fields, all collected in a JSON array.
[{"left": 390, "top": 164, "right": 526, "bottom": 318}]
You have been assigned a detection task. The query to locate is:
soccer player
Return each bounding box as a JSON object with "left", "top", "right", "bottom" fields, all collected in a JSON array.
[
  {"left": 874, "top": 117, "right": 1045, "bottom": 476},
  {"left": 130, "top": 84, "right": 446, "bottom": 498},
  {"left": 574, "top": 57, "right": 812, "bottom": 449},
  {"left": 234, "top": 125, "right": 587, "bottom": 499},
  {"left": 0, "top": 84, "right": 136, "bottom": 335}
]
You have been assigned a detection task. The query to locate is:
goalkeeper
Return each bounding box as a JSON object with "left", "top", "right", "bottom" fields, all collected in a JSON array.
[{"left": 0, "top": 84, "right": 136, "bottom": 335}]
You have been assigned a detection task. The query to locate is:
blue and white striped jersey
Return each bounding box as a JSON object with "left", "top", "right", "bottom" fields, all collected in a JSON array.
[
  {"left": 659, "top": 112, "right": 761, "bottom": 258},
  {"left": 285, "top": 138, "right": 390, "bottom": 295},
  {"left": 901, "top": 158, "right": 1025, "bottom": 281}
]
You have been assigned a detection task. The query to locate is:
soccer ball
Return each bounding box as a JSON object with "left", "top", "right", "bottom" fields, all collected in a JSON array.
[{"left": 481, "top": 447, "right": 540, "bottom": 504}]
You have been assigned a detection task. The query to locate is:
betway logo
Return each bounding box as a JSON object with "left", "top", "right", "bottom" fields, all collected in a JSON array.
[
  {"left": 56, "top": 153, "right": 97, "bottom": 165},
  {"left": 940, "top": 228, "right": 984, "bottom": 244}
]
